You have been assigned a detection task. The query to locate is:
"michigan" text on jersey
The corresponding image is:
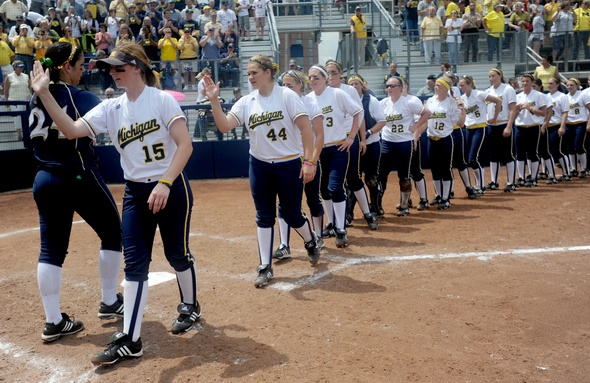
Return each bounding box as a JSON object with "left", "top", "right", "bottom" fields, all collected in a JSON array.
[{"left": 118, "top": 119, "right": 161, "bottom": 149}]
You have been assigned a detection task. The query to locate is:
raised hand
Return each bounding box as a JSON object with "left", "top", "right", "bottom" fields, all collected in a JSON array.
[
  {"left": 30, "top": 61, "right": 51, "bottom": 95},
  {"left": 202, "top": 75, "right": 220, "bottom": 100}
]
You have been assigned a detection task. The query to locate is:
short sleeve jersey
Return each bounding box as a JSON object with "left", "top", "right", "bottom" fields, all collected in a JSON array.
[
  {"left": 461, "top": 89, "right": 488, "bottom": 126},
  {"left": 230, "top": 85, "right": 308, "bottom": 162},
  {"left": 334, "top": 83, "right": 363, "bottom": 131},
  {"left": 379, "top": 95, "right": 424, "bottom": 143},
  {"left": 514, "top": 89, "right": 548, "bottom": 126},
  {"left": 365, "top": 94, "right": 386, "bottom": 145},
  {"left": 485, "top": 83, "right": 517, "bottom": 124},
  {"left": 28, "top": 84, "right": 101, "bottom": 171},
  {"left": 253, "top": 0, "right": 270, "bottom": 18},
  {"left": 306, "top": 87, "right": 363, "bottom": 146},
  {"left": 566, "top": 90, "right": 590, "bottom": 123},
  {"left": 548, "top": 91, "right": 569, "bottom": 126},
  {"left": 81, "top": 86, "right": 186, "bottom": 182},
  {"left": 425, "top": 95, "right": 460, "bottom": 139}
]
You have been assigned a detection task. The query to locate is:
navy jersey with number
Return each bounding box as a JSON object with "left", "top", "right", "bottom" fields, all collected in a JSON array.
[{"left": 27, "top": 84, "right": 101, "bottom": 171}]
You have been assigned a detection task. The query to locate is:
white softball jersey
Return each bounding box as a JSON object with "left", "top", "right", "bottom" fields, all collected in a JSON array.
[
  {"left": 424, "top": 95, "right": 460, "bottom": 139},
  {"left": 514, "top": 89, "right": 548, "bottom": 126},
  {"left": 485, "top": 83, "right": 517, "bottom": 125},
  {"left": 379, "top": 94, "right": 424, "bottom": 143},
  {"left": 566, "top": 90, "right": 590, "bottom": 124},
  {"left": 306, "top": 86, "right": 363, "bottom": 146},
  {"left": 549, "top": 91, "right": 570, "bottom": 126},
  {"left": 82, "top": 86, "right": 186, "bottom": 183},
  {"left": 230, "top": 85, "right": 308, "bottom": 162},
  {"left": 461, "top": 89, "right": 488, "bottom": 127}
]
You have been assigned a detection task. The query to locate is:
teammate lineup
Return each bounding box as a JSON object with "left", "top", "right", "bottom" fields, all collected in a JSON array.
[{"left": 25, "top": 48, "right": 590, "bottom": 367}]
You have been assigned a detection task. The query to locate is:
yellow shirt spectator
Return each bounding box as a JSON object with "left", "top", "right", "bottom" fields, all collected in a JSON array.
[
  {"left": 465, "top": 3, "right": 483, "bottom": 14},
  {"left": 0, "top": 40, "right": 14, "bottom": 66},
  {"left": 158, "top": 34, "right": 179, "bottom": 61},
  {"left": 12, "top": 35, "right": 34, "bottom": 56},
  {"left": 544, "top": 1, "right": 559, "bottom": 22},
  {"left": 574, "top": 4, "right": 590, "bottom": 31},
  {"left": 483, "top": 8, "right": 504, "bottom": 37},
  {"left": 445, "top": 1, "right": 460, "bottom": 19},
  {"left": 58, "top": 36, "right": 81, "bottom": 47},
  {"left": 178, "top": 33, "right": 199, "bottom": 59},
  {"left": 34, "top": 36, "right": 52, "bottom": 59},
  {"left": 421, "top": 13, "right": 443, "bottom": 40},
  {"left": 350, "top": 13, "right": 367, "bottom": 38}
]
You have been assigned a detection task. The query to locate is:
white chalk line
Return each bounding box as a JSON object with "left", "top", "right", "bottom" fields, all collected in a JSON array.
[{"left": 0, "top": 220, "right": 85, "bottom": 239}]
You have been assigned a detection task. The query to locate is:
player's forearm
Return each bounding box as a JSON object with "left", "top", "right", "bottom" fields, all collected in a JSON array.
[
  {"left": 162, "top": 123, "right": 193, "bottom": 183},
  {"left": 347, "top": 113, "right": 361, "bottom": 138},
  {"left": 311, "top": 118, "right": 324, "bottom": 163}
]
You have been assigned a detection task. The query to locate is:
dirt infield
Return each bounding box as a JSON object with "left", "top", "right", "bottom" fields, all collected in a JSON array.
[{"left": 1, "top": 173, "right": 590, "bottom": 383}]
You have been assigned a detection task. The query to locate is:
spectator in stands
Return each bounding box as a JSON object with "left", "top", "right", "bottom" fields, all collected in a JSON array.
[
  {"left": 47, "top": 7, "right": 65, "bottom": 38},
  {"left": 223, "top": 23, "right": 238, "bottom": 50},
  {"left": 89, "top": 50, "right": 116, "bottom": 94},
  {"left": 12, "top": 26, "right": 34, "bottom": 74},
  {"left": 350, "top": 6, "right": 368, "bottom": 65},
  {"left": 197, "top": 5, "right": 213, "bottom": 37},
  {"left": 416, "top": 74, "right": 436, "bottom": 96},
  {"left": 508, "top": 2, "right": 530, "bottom": 62},
  {"left": 34, "top": 19, "right": 59, "bottom": 43},
  {"left": 179, "top": 27, "right": 199, "bottom": 90},
  {"left": 200, "top": 26, "right": 222, "bottom": 73},
  {"left": 110, "top": 0, "right": 129, "bottom": 19},
  {"left": 0, "top": 36, "right": 14, "bottom": 82},
  {"left": 551, "top": 1, "right": 575, "bottom": 62},
  {"left": 417, "top": 0, "right": 434, "bottom": 53},
  {"left": 158, "top": 9, "right": 180, "bottom": 38},
  {"left": 158, "top": 27, "right": 179, "bottom": 71},
  {"left": 4, "top": 60, "right": 30, "bottom": 140},
  {"left": 58, "top": 27, "right": 81, "bottom": 47},
  {"left": 441, "top": 0, "right": 459, "bottom": 24},
  {"left": 573, "top": 0, "right": 590, "bottom": 60},
  {"left": 483, "top": 3, "right": 505, "bottom": 62},
  {"left": 460, "top": 0, "right": 483, "bottom": 63},
  {"left": 445, "top": 9, "right": 462, "bottom": 65},
  {"left": 156, "top": 0, "right": 168, "bottom": 12},
  {"left": 218, "top": 0, "right": 237, "bottom": 33},
  {"left": 137, "top": 24, "right": 160, "bottom": 67},
  {"left": 220, "top": 42, "right": 239, "bottom": 87},
  {"left": 82, "top": 9, "right": 100, "bottom": 54},
  {"left": 0, "top": 24, "right": 7, "bottom": 43},
  {"left": 230, "top": 87, "right": 247, "bottom": 139},
  {"left": 181, "top": 0, "right": 199, "bottom": 18},
  {"left": 437, "top": 62, "right": 451, "bottom": 78},
  {"left": 30, "top": 0, "right": 49, "bottom": 15},
  {"left": 421, "top": 6, "right": 443, "bottom": 65},
  {"left": 406, "top": 0, "right": 420, "bottom": 45},
  {"left": 288, "top": 58, "right": 301, "bottom": 71},
  {"left": 105, "top": 9, "right": 120, "bottom": 48},
  {"left": 105, "top": 87, "right": 115, "bottom": 98},
  {"left": 165, "top": 0, "right": 182, "bottom": 23},
  {"left": 141, "top": 16, "right": 157, "bottom": 36},
  {"left": 34, "top": 29, "right": 52, "bottom": 60},
  {"left": 383, "top": 61, "right": 400, "bottom": 86},
  {"left": 8, "top": 16, "right": 33, "bottom": 44},
  {"left": 529, "top": 7, "right": 545, "bottom": 54},
  {"left": 205, "top": 11, "right": 223, "bottom": 36},
  {"left": 64, "top": 5, "right": 83, "bottom": 46},
  {"left": 126, "top": 4, "right": 143, "bottom": 37},
  {"left": 533, "top": 54, "right": 560, "bottom": 89},
  {"left": 180, "top": 9, "right": 198, "bottom": 34},
  {"left": 0, "top": 0, "right": 28, "bottom": 30},
  {"left": 252, "top": 0, "right": 270, "bottom": 41},
  {"left": 116, "top": 23, "right": 136, "bottom": 46},
  {"left": 146, "top": 0, "right": 162, "bottom": 28},
  {"left": 196, "top": 67, "right": 211, "bottom": 102},
  {"left": 545, "top": 0, "right": 560, "bottom": 33},
  {"left": 236, "top": 0, "right": 251, "bottom": 41},
  {"left": 502, "top": 0, "right": 515, "bottom": 52},
  {"left": 95, "top": 24, "right": 111, "bottom": 54}
]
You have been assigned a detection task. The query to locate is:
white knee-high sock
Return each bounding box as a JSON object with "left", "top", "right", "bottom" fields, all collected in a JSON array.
[
  {"left": 353, "top": 187, "right": 371, "bottom": 214},
  {"left": 99, "top": 249, "right": 122, "bottom": 305},
  {"left": 559, "top": 157, "right": 570, "bottom": 176},
  {"left": 323, "top": 199, "right": 334, "bottom": 225},
  {"left": 580, "top": 153, "right": 587, "bottom": 169},
  {"left": 37, "top": 263, "right": 63, "bottom": 325},
  {"left": 506, "top": 161, "right": 516, "bottom": 184},
  {"left": 527, "top": 159, "right": 532, "bottom": 175},
  {"left": 473, "top": 167, "right": 483, "bottom": 188},
  {"left": 517, "top": 160, "right": 526, "bottom": 179},
  {"left": 459, "top": 168, "right": 471, "bottom": 188},
  {"left": 442, "top": 180, "right": 452, "bottom": 200},
  {"left": 333, "top": 201, "right": 346, "bottom": 230},
  {"left": 490, "top": 162, "right": 499, "bottom": 183},
  {"left": 530, "top": 161, "right": 539, "bottom": 179},
  {"left": 569, "top": 154, "right": 577, "bottom": 171},
  {"left": 257, "top": 226, "right": 273, "bottom": 266},
  {"left": 414, "top": 178, "right": 427, "bottom": 200},
  {"left": 312, "top": 215, "right": 322, "bottom": 236},
  {"left": 293, "top": 218, "right": 314, "bottom": 242},
  {"left": 277, "top": 217, "right": 290, "bottom": 246},
  {"left": 544, "top": 158, "right": 556, "bottom": 178},
  {"left": 176, "top": 263, "right": 198, "bottom": 305},
  {"left": 124, "top": 280, "right": 148, "bottom": 342},
  {"left": 433, "top": 179, "right": 441, "bottom": 197}
]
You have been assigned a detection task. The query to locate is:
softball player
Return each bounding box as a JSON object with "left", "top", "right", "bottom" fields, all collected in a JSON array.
[
  {"left": 378, "top": 76, "right": 431, "bottom": 217},
  {"left": 545, "top": 76, "right": 572, "bottom": 181},
  {"left": 273, "top": 70, "right": 325, "bottom": 260},
  {"left": 458, "top": 75, "right": 501, "bottom": 194},
  {"left": 27, "top": 43, "right": 123, "bottom": 343},
  {"left": 308, "top": 64, "right": 362, "bottom": 247},
  {"left": 348, "top": 74, "right": 386, "bottom": 217},
  {"left": 424, "top": 76, "right": 465, "bottom": 209},
  {"left": 532, "top": 78, "right": 557, "bottom": 184},
  {"left": 565, "top": 78, "right": 590, "bottom": 178},
  {"left": 325, "top": 60, "right": 378, "bottom": 230},
  {"left": 485, "top": 68, "right": 518, "bottom": 192},
  {"left": 32, "top": 43, "right": 200, "bottom": 366},
  {"left": 203, "top": 55, "right": 320, "bottom": 286},
  {"left": 514, "top": 74, "right": 548, "bottom": 186}
]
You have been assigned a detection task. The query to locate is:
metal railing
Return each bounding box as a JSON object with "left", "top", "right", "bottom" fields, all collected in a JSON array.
[{"left": 266, "top": 2, "right": 281, "bottom": 64}]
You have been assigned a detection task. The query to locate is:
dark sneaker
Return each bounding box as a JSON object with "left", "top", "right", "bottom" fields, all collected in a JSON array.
[
  {"left": 317, "top": 237, "right": 325, "bottom": 249},
  {"left": 538, "top": 172, "right": 548, "bottom": 180},
  {"left": 503, "top": 184, "right": 517, "bottom": 192},
  {"left": 416, "top": 199, "right": 429, "bottom": 210},
  {"left": 42, "top": 313, "right": 84, "bottom": 342},
  {"left": 486, "top": 181, "right": 499, "bottom": 190},
  {"left": 335, "top": 228, "right": 348, "bottom": 248},
  {"left": 438, "top": 199, "right": 451, "bottom": 210},
  {"left": 580, "top": 169, "right": 589, "bottom": 178},
  {"left": 547, "top": 177, "right": 558, "bottom": 185},
  {"left": 171, "top": 302, "right": 202, "bottom": 334},
  {"left": 558, "top": 175, "right": 571, "bottom": 182},
  {"left": 272, "top": 244, "right": 291, "bottom": 260},
  {"left": 254, "top": 264, "right": 273, "bottom": 288},
  {"left": 305, "top": 238, "right": 320, "bottom": 265},
  {"left": 525, "top": 178, "right": 536, "bottom": 187},
  {"left": 322, "top": 223, "right": 336, "bottom": 238},
  {"left": 396, "top": 207, "right": 410, "bottom": 217},
  {"left": 430, "top": 195, "right": 441, "bottom": 205},
  {"left": 449, "top": 191, "right": 455, "bottom": 199},
  {"left": 466, "top": 187, "right": 478, "bottom": 199},
  {"left": 517, "top": 178, "right": 525, "bottom": 187},
  {"left": 396, "top": 198, "right": 413, "bottom": 210},
  {"left": 473, "top": 187, "right": 485, "bottom": 196},
  {"left": 91, "top": 332, "right": 143, "bottom": 366},
  {"left": 364, "top": 213, "right": 378, "bottom": 230},
  {"left": 571, "top": 169, "right": 579, "bottom": 177},
  {"left": 98, "top": 293, "right": 124, "bottom": 320}
]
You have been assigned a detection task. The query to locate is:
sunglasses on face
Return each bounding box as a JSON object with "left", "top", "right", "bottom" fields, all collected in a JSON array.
[{"left": 385, "top": 84, "right": 399, "bottom": 89}]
